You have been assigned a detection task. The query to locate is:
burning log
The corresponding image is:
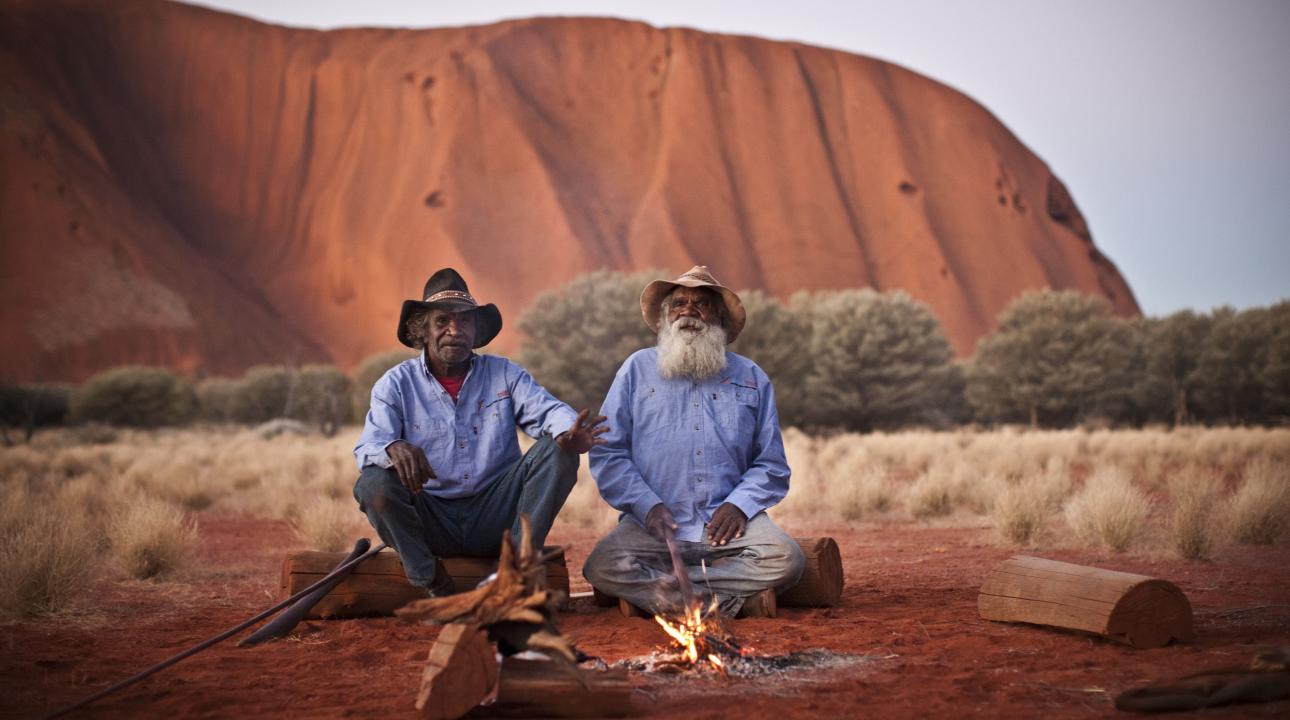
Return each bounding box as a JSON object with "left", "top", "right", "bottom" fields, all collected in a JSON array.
[
  {"left": 279, "top": 546, "right": 570, "bottom": 619},
  {"left": 978, "top": 555, "right": 1194, "bottom": 649}
]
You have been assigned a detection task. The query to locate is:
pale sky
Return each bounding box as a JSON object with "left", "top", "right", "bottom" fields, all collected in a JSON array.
[{"left": 186, "top": 0, "right": 1290, "bottom": 317}]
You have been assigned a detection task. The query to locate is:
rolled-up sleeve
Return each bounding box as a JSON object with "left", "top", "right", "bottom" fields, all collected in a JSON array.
[
  {"left": 506, "top": 361, "right": 579, "bottom": 440},
  {"left": 589, "top": 361, "right": 663, "bottom": 524},
  {"left": 353, "top": 375, "right": 403, "bottom": 470},
  {"left": 721, "top": 371, "right": 790, "bottom": 520}
]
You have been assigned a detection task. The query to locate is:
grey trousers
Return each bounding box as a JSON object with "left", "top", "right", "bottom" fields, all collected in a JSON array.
[
  {"left": 582, "top": 512, "right": 805, "bottom": 616},
  {"left": 353, "top": 436, "right": 577, "bottom": 589}
]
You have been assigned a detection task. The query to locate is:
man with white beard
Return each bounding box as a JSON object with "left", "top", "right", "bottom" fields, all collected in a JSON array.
[{"left": 583, "top": 266, "right": 804, "bottom": 618}]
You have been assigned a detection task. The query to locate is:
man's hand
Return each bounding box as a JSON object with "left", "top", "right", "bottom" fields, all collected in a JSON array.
[
  {"left": 554, "top": 408, "right": 609, "bottom": 455},
  {"left": 387, "top": 440, "right": 436, "bottom": 494},
  {"left": 707, "top": 502, "right": 747, "bottom": 546},
  {"left": 644, "top": 503, "right": 678, "bottom": 542}
]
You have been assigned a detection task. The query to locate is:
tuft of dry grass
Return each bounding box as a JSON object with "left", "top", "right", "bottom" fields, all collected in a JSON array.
[
  {"left": 990, "top": 462, "right": 1070, "bottom": 545},
  {"left": 1167, "top": 469, "right": 1222, "bottom": 560},
  {"left": 0, "top": 484, "right": 104, "bottom": 616},
  {"left": 292, "top": 497, "right": 364, "bottom": 552},
  {"left": 906, "top": 469, "right": 954, "bottom": 519},
  {"left": 1064, "top": 466, "right": 1152, "bottom": 552},
  {"left": 1227, "top": 457, "right": 1290, "bottom": 545},
  {"left": 110, "top": 498, "right": 198, "bottom": 579}
]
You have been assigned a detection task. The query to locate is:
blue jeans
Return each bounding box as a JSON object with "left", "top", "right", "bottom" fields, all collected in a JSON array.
[
  {"left": 582, "top": 513, "right": 804, "bottom": 616},
  {"left": 353, "top": 436, "right": 577, "bottom": 589}
]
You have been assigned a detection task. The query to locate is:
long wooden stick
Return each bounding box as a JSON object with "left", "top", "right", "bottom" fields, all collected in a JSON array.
[{"left": 43, "top": 540, "right": 387, "bottom": 719}]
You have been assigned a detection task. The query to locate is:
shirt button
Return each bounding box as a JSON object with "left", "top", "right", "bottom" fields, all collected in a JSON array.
[
  {"left": 693, "top": 401, "right": 699, "bottom": 407},
  {"left": 696, "top": 450, "right": 702, "bottom": 455},
  {"left": 693, "top": 425, "right": 699, "bottom": 431},
  {"left": 458, "top": 441, "right": 465, "bottom": 448}
]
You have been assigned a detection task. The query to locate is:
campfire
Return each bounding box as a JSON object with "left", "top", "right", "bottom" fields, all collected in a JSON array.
[{"left": 652, "top": 597, "right": 745, "bottom": 673}]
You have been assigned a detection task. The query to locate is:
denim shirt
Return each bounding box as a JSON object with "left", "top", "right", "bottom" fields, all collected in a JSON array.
[
  {"left": 589, "top": 348, "right": 790, "bottom": 542},
  {"left": 354, "top": 353, "right": 579, "bottom": 498}
]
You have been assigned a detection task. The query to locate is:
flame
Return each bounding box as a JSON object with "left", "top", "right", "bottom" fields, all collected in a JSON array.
[{"left": 653, "top": 597, "right": 727, "bottom": 671}]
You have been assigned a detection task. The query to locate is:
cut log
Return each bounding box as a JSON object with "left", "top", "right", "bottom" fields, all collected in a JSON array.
[
  {"left": 492, "top": 657, "right": 633, "bottom": 717},
  {"left": 776, "top": 537, "right": 843, "bottom": 607},
  {"left": 978, "top": 555, "right": 1194, "bottom": 649},
  {"left": 281, "top": 548, "right": 570, "bottom": 619},
  {"left": 417, "top": 623, "right": 497, "bottom": 719}
]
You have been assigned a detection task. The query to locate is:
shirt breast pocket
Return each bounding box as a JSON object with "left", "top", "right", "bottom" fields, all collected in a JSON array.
[
  {"left": 481, "top": 394, "right": 513, "bottom": 426},
  {"left": 716, "top": 388, "right": 758, "bottom": 434},
  {"left": 636, "top": 386, "right": 676, "bottom": 439},
  {"left": 409, "top": 416, "right": 450, "bottom": 452}
]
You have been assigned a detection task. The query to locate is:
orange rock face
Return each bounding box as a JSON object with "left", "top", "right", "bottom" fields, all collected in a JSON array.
[{"left": 0, "top": 0, "right": 1138, "bottom": 382}]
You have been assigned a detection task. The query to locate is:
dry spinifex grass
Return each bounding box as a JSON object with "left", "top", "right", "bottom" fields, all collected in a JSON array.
[
  {"left": 1064, "top": 466, "right": 1152, "bottom": 552},
  {"left": 1167, "top": 469, "right": 1222, "bottom": 560},
  {"left": 0, "top": 482, "right": 104, "bottom": 616},
  {"left": 1226, "top": 457, "right": 1290, "bottom": 545},
  {"left": 110, "top": 497, "right": 199, "bottom": 579}
]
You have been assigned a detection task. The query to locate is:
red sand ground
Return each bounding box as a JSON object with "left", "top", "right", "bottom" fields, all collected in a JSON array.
[{"left": 3, "top": 517, "right": 1288, "bottom": 719}]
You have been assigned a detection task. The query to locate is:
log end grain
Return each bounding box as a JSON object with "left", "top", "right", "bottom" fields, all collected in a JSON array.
[
  {"left": 1107, "top": 579, "right": 1195, "bottom": 649},
  {"left": 417, "top": 623, "right": 497, "bottom": 719},
  {"left": 776, "top": 537, "right": 843, "bottom": 607}
]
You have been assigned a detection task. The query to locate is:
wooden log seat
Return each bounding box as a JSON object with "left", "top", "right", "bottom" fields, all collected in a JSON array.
[
  {"left": 281, "top": 548, "right": 570, "bottom": 619},
  {"left": 977, "top": 555, "right": 1194, "bottom": 649},
  {"left": 592, "top": 536, "right": 844, "bottom": 610}
]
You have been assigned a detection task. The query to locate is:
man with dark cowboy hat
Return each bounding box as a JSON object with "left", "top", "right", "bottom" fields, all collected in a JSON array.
[
  {"left": 583, "top": 266, "right": 803, "bottom": 618},
  {"left": 354, "top": 268, "right": 608, "bottom": 596}
]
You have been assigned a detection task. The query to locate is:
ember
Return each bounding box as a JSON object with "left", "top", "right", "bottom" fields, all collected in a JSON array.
[
  {"left": 652, "top": 597, "right": 744, "bottom": 672},
  {"left": 611, "top": 649, "right": 881, "bottom": 680}
]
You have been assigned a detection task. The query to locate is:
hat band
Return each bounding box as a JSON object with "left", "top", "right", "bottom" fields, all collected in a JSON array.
[{"left": 424, "top": 290, "right": 478, "bottom": 306}]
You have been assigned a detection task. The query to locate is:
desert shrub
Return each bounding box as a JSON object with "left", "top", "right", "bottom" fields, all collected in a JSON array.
[
  {"left": 292, "top": 497, "right": 360, "bottom": 552},
  {"left": 906, "top": 469, "right": 954, "bottom": 518},
  {"left": 991, "top": 464, "right": 1070, "bottom": 545},
  {"left": 288, "top": 365, "right": 351, "bottom": 435},
  {"left": 0, "top": 484, "right": 104, "bottom": 616},
  {"left": 352, "top": 349, "right": 416, "bottom": 421},
  {"left": 69, "top": 366, "right": 196, "bottom": 427},
  {"left": 1227, "top": 458, "right": 1290, "bottom": 544},
  {"left": 966, "top": 290, "right": 1136, "bottom": 427},
  {"left": 1167, "top": 470, "right": 1222, "bottom": 560},
  {"left": 0, "top": 384, "right": 70, "bottom": 443},
  {"left": 231, "top": 365, "right": 294, "bottom": 423},
  {"left": 110, "top": 498, "right": 197, "bottom": 579},
  {"left": 1257, "top": 301, "right": 1290, "bottom": 423},
  {"left": 796, "top": 289, "right": 964, "bottom": 431},
  {"left": 518, "top": 269, "right": 661, "bottom": 413},
  {"left": 729, "top": 289, "right": 812, "bottom": 426},
  {"left": 837, "top": 466, "right": 894, "bottom": 520},
  {"left": 195, "top": 378, "right": 242, "bottom": 423},
  {"left": 1064, "top": 466, "right": 1151, "bottom": 552}
]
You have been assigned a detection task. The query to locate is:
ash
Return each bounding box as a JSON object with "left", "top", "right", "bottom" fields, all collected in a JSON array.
[{"left": 606, "top": 649, "right": 875, "bottom": 680}]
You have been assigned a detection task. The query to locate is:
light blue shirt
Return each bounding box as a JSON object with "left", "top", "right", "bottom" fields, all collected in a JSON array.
[
  {"left": 589, "top": 348, "right": 790, "bottom": 542},
  {"left": 354, "top": 353, "right": 579, "bottom": 498}
]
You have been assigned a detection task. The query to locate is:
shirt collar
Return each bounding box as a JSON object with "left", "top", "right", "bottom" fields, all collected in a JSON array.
[{"left": 420, "top": 349, "right": 476, "bottom": 379}]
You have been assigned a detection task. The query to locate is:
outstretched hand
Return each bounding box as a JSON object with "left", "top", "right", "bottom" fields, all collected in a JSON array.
[
  {"left": 555, "top": 408, "right": 609, "bottom": 455},
  {"left": 707, "top": 502, "right": 747, "bottom": 546}
]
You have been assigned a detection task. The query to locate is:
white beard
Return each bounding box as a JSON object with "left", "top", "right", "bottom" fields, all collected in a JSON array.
[{"left": 656, "top": 316, "right": 727, "bottom": 380}]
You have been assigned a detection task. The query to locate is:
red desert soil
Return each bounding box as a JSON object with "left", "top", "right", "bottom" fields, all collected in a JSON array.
[
  {"left": 1, "top": 0, "right": 1138, "bottom": 383},
  {"left": 3, "top": 517, "right": 1288, "bottom": 719}
]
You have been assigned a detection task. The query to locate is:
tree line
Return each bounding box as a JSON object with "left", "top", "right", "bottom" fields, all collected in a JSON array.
[{"left": 3, "top": 271, "right": 1286, "bottom": 440}]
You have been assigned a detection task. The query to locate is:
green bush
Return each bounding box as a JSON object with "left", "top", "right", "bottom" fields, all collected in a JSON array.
[
  {"left": 352, "top": 349, "right": 416, "bottom": 421},
  {"left": 195, "top": 378, "right": 242, "bottom": 423},
  {"left": 796, "top": 289, "right": 964, "bottom": 431},
  {"left": 288, "top": 365, "right": 351, "bottom": 435},
  {"left": 518, "top": 269, "right": 661, "bottom": 413},
  {"left": 966, "top": 290, "right": 1135, "bottom": 427},
  {"left": 231, "top": 365, "right": 293, "bottom": 423},
  {"left": 69, "top": 366, "right": 196, "bottom": 427},
  {"left": 729, "top": 290, "right": 812, "bottom": 427}
]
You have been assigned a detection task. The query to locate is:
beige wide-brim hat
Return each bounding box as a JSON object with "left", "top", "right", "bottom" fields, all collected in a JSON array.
[{"left": 640, "top": 265, "right": 746, "bottom": 344}]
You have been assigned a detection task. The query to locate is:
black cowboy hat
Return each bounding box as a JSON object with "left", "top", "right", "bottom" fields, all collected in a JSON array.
[{"left": 396, "top": 268, "right": 502, "bottom": 349}]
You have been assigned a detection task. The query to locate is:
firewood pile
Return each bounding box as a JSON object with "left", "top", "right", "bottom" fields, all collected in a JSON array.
[{"left": 395, "top": 516, "right": 631, "bottom": 718}]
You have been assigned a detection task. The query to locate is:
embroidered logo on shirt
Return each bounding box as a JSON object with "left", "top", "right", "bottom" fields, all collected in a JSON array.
[{"left": 496, "top": 390, "right": 511, "bottom": 399}]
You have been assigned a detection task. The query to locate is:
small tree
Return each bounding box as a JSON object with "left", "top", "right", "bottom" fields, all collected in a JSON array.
[
  {"left": 288, "top": 365, "right": 351, "bottom": 436},
  {"left": 69, "top": 366, "right": 196, "bottom": 427},
  {"left": 351, "top": 349, "right": 416, "bottom": 421},
  {"left": 1261, "top": 301, "right": 1290, "bottom": 423},
  {"left": 1136, "top": 310, "right": 1212, "bottom": 425},
  {"left": 231, "top": 365, "right": 294, "bottom": 424},
  {"left": 1191, "top": 306, "right": 1273, "bottom": 424},
  {"left": 966, "top": 290, "right": 1135, "bottom": 427},
  {"left": 796, "top": 289, "right": 964, "bottom": 431},
  {"left": 0, "top": 385, "right": 70, "bottom": 444},
  {"left": 518, "top": 269, "right": 661, "bottom": 413},
  {"left": 728, "top": 290, "right": 811, "bottom": 427}
]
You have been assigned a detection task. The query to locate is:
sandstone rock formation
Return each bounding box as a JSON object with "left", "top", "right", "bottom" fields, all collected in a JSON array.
[{"left": 0, "top": 0, "right": 1138, "bottom": 382}]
